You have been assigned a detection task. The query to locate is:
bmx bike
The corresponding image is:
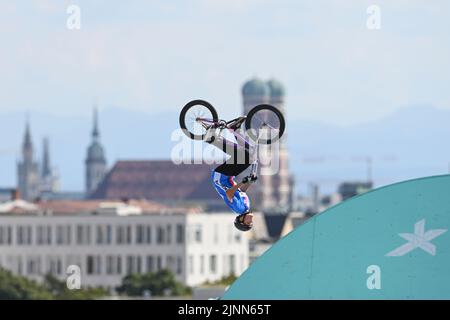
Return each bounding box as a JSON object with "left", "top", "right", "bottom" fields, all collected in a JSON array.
[{"left": 179, "top": 99, "right": 285, "bottom": 145}]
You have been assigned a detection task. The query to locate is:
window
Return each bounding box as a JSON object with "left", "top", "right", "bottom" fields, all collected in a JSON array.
[
  {"left": 176, "top": 257, "right": 182, "bottom": 275},
  {"left": 56, "top": 226, "right": 64, "bottom": 245},
  {"left": 117, "top": 256, "right": 122, "bottom": 274},
  {"left": 209, "top": 255, "right": 217, "bottom": 273},
  {"left": 176, "top": 224, "right": 184, "bottom": 244},
  {"left": 195, "top": 225, "right": 202, "bottom": 243},
  {"left": 106, "top": 225, "right": 112, "bottom": 244},
  {"left": 117, "top": 225, "right": 132, "bottom": 245},
  {"left": 87, "top": 256, "right": 95, "bottom": 275},
  {"left": 77, "top": 225, "right": 90, "bottom": 245},
  {"left": 136, "top": 256, "right": 142, "bottom": 273},
  {"left": 85, "top": 225, "right": 91, "bottom": 244},
  {"left": 66, "top": 225, "right": 72, "bottom": 244},
  {"left": 46, "top": 225, "right": 52, "bottom": 244},
  {"left": 17, "top": 256, "right": 23, "bottom": 275},
  {"left": 76, "top": 225, "right": 83, "bottom": 244},
  {"left": 157, "top": 226, "right": 165, "bottom": 244},
  {"left": 17, "top": 226, "right": 32, "bottom": 245},
  {"left": 27, "top": 256, "right": 41, "bottom": 275},
  {"left": 96, "top": 225, "right": 111, "bottom": 245},
  {"left": 200, "top": 255, "right": 204, "bottom": 274},
  {"left": 126, "top": 225, "right": 132, "bottom": 244},
  {"left": 116, "top": 226, "right": 126, "bottom": 244},
  {"left": 157, "top": 256, "right": 162, "bottom": 271},
  {"left": 136, "top": 225, "right": 151, "bottom": 244},
  {"left": 37, "top": 226, "right": 43, "bottom": 244},
  {"left": 229, "top": 255, "right": 236, "bottom": 275},
  {"left": 136, "top": 225, "right": 144, "bottom": 244},
  {"left": 146, "top": 256, "right": 154, "bottom": 273},
  {"left": 106, "top": 256, "right": 113, "bottom": 275},
  {"left": 146, "top": 226, "right": 152, "bottom": 244},
  {"left": 166, "top": 256, "right": 175, "bottom": 273},
  {"left": 106, "top": 255, "right": 122, "bottom": 275},
  {"left": 0, "top": 226, "right": 12, "bottom": 245},
  {"left": 48, "top": 256, "right": 62, "bottom": 275},
  {"left": 87, "top": 255, "right": 101, "bottom": 275},
  {"left": 96, "top": 225, "right": 103, "bottom": 244},
  {"left": 126, "top": 255, "right": 139, "bottom": 274},
  {"left": 189, "top": 256, "right": 194, "bottom": 275},
  {"left": 166, "top": 225, "right": 172, "bottom": 244}
]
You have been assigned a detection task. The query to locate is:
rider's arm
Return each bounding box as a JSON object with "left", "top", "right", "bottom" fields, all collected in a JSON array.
[
  {"left": 239, "top": 182, "right": 252, "bottom": 193},
  {"left": 226, "top": 182, "right": 249, "bottom": 202}
]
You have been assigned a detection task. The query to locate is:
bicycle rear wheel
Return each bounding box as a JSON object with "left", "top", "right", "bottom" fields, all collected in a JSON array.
[
  {"left": 245, "top": 104, "right": 285, "bottom": 144},
  {"left": 179, "top": 100, "right": 219, "bottom": 140}
]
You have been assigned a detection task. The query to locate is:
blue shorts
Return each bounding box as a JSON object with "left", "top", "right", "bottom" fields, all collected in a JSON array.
[{"left": 210, "top": 170, "right": 250, "bottom": 215}]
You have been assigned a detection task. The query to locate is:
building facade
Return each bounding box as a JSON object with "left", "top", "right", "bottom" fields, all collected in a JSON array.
[
  {"left": 241, "top": 77, "right": 294, "bottom": 212},
  {"left": 0, "top": 210, "right": 248, "bottom": 290},
  {"left": 85, "top": 108, "right": 107, "bottom": 196}
]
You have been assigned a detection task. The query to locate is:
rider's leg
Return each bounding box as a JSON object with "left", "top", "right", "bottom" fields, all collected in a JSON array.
[
  {"left": 206, "top": 127, "right": 252, "bottom": 177},
  {"left": 214, "top": 141, "right": 251, "bottom": 177}
]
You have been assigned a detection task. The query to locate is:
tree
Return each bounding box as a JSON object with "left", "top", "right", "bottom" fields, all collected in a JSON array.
[
  {"left": 0, "top": 268, "right": 52, "bottom": 300},
  {"left": 117, "top": 269, "right": 191, "bottom": 297},
  {"left": 0, "top": 267, "right": 107, "bottom": 300},
  {"left": 203, "top": 274, "right": 237, "bottom": 287}
]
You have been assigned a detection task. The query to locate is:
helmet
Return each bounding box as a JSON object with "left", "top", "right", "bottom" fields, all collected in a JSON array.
[{"left": 234, "top": 212, "right": 253, "bottom": 232}]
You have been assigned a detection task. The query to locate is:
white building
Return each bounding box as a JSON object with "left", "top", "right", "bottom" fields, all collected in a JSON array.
[{"left": 0, "top": 202, "right": 248, "bottom": 291}]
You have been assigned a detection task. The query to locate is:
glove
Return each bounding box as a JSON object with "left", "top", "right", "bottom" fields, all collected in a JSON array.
[{"left": 242, "top": 174, "right": 258, "bottom": 184}]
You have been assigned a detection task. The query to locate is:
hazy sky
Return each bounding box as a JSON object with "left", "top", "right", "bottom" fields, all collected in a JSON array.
[{"left": 0, "top": 0, "right": 449, "bottom": 125}]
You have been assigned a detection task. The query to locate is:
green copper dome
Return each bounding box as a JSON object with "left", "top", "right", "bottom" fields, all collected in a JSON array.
[
  {"left": 267, "top": 79, "right": 285, "bottom": 98},
  {"left": 242, "top": 78, "right": 270, "bottom": 97}
]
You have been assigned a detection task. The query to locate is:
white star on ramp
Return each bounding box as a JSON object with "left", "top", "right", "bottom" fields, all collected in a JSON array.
[{"left": 386, "top": 219, "right": 447, "bottom": 257}]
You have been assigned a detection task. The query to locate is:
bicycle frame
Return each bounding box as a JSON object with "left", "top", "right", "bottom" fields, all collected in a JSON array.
[{"left": 196, "top": 115, "right": 260, "bottom": 174}]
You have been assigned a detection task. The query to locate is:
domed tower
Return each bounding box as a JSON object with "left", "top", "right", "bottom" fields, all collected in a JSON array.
[
  {"left": 85, "top": 108, "right": 107, "bottom": 196},
  {"left": 267, "top": 79, "right": 291, "bottom": 210},
  {"left": 241, "top": 78, "right": 293, "bottom": 212},
  {"left": 242, "top": 78, "right": 275, "bottom": 210},
  {"left": 242, "top": 78, "right": 270, "bottom": 114}
]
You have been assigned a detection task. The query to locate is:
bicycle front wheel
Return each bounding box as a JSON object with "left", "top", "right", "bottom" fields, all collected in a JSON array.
[
  {"left": 245, "top": 104, "right": 285, "bottom": 144},
  {"left": 179, "top": 100, "right": 219, "bottom": 140}
]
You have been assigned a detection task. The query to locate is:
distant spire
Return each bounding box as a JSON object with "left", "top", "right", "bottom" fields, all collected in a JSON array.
[
  {"left": 42, "top": 137, "right": 51, "bottom": 177},
  {"left": 22, "top": 116, "right": 33, "bottom": 161},
  {"left": 24, "top": 118, "right": 32, "bottom": 149},
  {"left": 92, "top": 107, "right": 99, "bottom": 139}
]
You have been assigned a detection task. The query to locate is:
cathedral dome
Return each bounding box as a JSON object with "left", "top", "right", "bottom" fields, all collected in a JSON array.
[
  {"left": 267, "top": 79, "right": 285, "bottom": 98},
  {"left": 242, "top": 78, "right": 270, "bottom": 97}
]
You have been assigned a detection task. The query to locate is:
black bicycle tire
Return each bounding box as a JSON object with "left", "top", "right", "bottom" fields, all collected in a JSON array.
[
  {"left": 179, "top": 100, "right": 219, "bottom": 140},
  {"left": 245, "top": 104, "right": 285, "bottom": 144}
]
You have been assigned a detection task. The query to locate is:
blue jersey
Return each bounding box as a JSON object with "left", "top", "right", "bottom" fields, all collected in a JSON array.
[{"left": 210, "top": 170, "right": 250, "bottom": 215}]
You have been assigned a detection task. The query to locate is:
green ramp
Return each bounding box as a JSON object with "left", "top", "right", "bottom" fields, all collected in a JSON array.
[{"left": 223, "top": 175, "right": 450, "bottom": 299}]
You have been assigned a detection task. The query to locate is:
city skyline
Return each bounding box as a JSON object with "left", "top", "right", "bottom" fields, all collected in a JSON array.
[{"left": 2, "top": 101, "right": 450, "bottom": 194}]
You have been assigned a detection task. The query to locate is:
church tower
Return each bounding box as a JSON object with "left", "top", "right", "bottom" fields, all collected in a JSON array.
[
  {"left": 40, "top": 137, "right": 60, "bottom": 193},
  {"left": 17, "top": 121, "right": 40, "bottom": 200},
  {"left": 85, "top": 108, "right": 107, "bottom": 196},
  {"left": 241, "top": 77, "right": 293, "bottom": 212}
]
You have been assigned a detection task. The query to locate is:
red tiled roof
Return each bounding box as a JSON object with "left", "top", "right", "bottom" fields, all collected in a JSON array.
[
  {"left": 89, "top": 160, "right": 218, "bottom": 202},
  {"left": 36, "top": 199, "right": 168, "bottom": 214}
]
